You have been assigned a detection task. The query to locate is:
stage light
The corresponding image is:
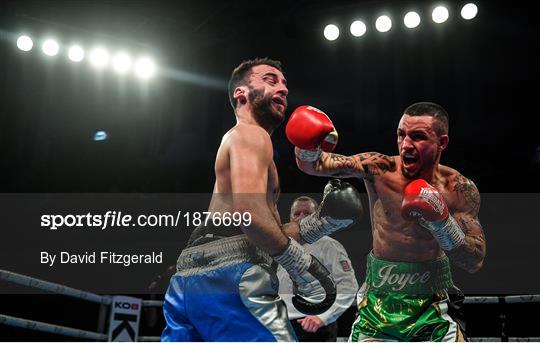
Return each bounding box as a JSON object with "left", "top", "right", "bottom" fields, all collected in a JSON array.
[
  {"left": 461, "top": 3, "right": 478, "bottom": 20},
  {"left": 323, "top": 24, "right": 340, "bottom": 41},
  {"left": 42, "top": 39, "right": 59, "bottom": 56},
  {"left": 94, "top": 131, "right": 108, "bottom": 141},
  {"left": 432, "top": 6, "right": 449, "bottom": 24},
  {"left": 134, "top": 57, "right": 156, "bottom": 79},
  {"left": 375, "top": 15, "right": 392, "bottom": 33},
  {"left": 404, "top": 11, "right": 421, "bottom": 28},
  {"left": 112, "top": 52, "right": 132, "bottom": 74},
  {"left": 16, "top": 35, "right": 33, "bottom": 51},
  {"left": 89, "top": 47, "right": 109, "bottom": 68},
  {"left": 350, "top": 20, "right": 367, "bottom": 37},
  {"left": 68, "top": 45, "right": 84, "bottom": 62}
]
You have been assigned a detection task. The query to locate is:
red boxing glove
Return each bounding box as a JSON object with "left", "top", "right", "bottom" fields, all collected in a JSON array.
[
  {"left": 401, "top": 179, "right": 465, "bottom": 251},
  {"left": 401, "top": 179, "right": 448, "bottom": 222},
  {"left": 286, "top": 105, "right": 338, "bottom": 153}
]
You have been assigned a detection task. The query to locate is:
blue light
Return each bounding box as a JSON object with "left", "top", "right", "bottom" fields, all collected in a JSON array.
[{"left": 94, "top": 131, "right": 108, "bottom": 141}]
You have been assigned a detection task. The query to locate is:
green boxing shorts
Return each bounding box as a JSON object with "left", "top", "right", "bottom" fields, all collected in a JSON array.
[{"left": 349, "top": 253, "right": 466, "bottom": 342}]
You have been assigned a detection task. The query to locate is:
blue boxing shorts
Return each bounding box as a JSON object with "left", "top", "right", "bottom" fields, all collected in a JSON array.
[{"left": 161, "top": 234, "right": 297, "bottom": 342}]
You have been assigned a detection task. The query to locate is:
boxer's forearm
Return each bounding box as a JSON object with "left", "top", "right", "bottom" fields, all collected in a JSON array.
[
  {"left": 295, "top": 150, "right": 359, "bottom": 178},
  {"left": 236, "top": 199, "right": 289, "bottom": 255},
  {"left": 296, "top": 149, "right": 396, "bottom": 179},
  {"left": 272, "top": 204, "right": 282, "bottom": 226},
  {"left": 281, "top": 221, "right": 304, "bottom": 243},
  {"left": 295, "top": 150, "right": 330, "bottom": 176},
  {"left": 447, "top": 235, "right": 485, "bottom": 273},
  {"left": 446, "top": 217, "right": 486, "bottom": 273}
]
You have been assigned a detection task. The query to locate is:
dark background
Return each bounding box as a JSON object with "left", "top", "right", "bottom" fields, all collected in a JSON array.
[{"left": 1, "top": 0, "right": 539, "bottom": 340}]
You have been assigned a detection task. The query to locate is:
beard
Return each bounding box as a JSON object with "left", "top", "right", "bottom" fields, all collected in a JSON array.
[{"left": 248, "top": 86, "right": 284, "bottom": 130}]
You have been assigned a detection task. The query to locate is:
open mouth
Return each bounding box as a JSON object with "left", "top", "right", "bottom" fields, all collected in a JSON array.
[
  {"left": 272, "top": 96, "right": 286, "bottom": 108},
  {"left": 402, "top": 153, "right": 418, "bottom": 166}
]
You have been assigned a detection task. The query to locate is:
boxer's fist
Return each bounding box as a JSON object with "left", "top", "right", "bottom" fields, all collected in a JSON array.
[
  {"left": 401, "top": 179, "right": 465, "bottom": 251},
  {"left": 401, "top": 179, "right": 448, "bottom": 222},
  {"left": 273, "top": 238, "right": 336, "bottom": 315},
  {"left": 286, "top": 105, "right": 338, "bottom": 153},
  {"left": 320, "top": 179, "right": 364, "bottom": 220},
  {"left": 299, "top": 179, "right": 363, "bottom": 243}
]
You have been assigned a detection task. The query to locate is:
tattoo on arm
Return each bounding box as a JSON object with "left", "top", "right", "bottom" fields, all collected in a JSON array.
[
  {"left": 454, "top": 174, "right": 481, "bottom": 214},
  {"left": 446, "top": 215, "right": 486, "bottom": 272},
  {"left": 316, "top": 152, "right": 395, "bottom": 178},
  {"left": 447, "top": 175, "right": 486, "bottom": 273},
  {"left": 320, "top": 154, "right": 361, "bottom": 176}
]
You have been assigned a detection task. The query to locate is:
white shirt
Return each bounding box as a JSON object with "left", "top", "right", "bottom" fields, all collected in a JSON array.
[{"left": 277, "top": 236, "right": 359, "bottom": 325}]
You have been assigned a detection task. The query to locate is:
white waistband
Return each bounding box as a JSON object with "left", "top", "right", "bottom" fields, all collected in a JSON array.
[{"left": 176, "top": 234, "right": 273, "bottom": 276}]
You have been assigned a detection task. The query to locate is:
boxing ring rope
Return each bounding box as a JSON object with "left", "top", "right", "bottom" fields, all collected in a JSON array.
[
  {"left": 1, "top": 268, "right": 540, "bottom": 341},
  {"left": 470, "top": 339, "right": 540, "bottom": 342},
  {"left": 142, "top": 300, "right": 164, "bottom": 307},
  {"left": 0, "top": 269, "right": 111, "bottom": 305},
  {"left": 0, "top": 269, "right": 114, "bottom": 340},
  {"left": 464, "top": 295, "right": 540, "bottom": 304},
  {"left": 0, "top": 313, "right": 108, "bottom": 340}
]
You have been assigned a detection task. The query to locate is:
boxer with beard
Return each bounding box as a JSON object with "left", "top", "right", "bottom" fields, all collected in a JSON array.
[
  {"left": 161, "top": 58, "right": 362, "bottom": 342},
  {"left": 286, "top": 102, "right": 486, "bottom": 341}
]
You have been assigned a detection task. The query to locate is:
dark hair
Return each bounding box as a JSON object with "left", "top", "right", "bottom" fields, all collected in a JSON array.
[
  {"left": 228, "top": 57, "right": 283, "bottom": 110},
  {"left": 403, "top": 102, "right": 449, "bottom": 136}
]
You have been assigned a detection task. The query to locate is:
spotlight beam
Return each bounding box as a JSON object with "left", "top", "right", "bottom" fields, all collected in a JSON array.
[{"left": 160, "top": 67, "right": 227, "bottom": 90}]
